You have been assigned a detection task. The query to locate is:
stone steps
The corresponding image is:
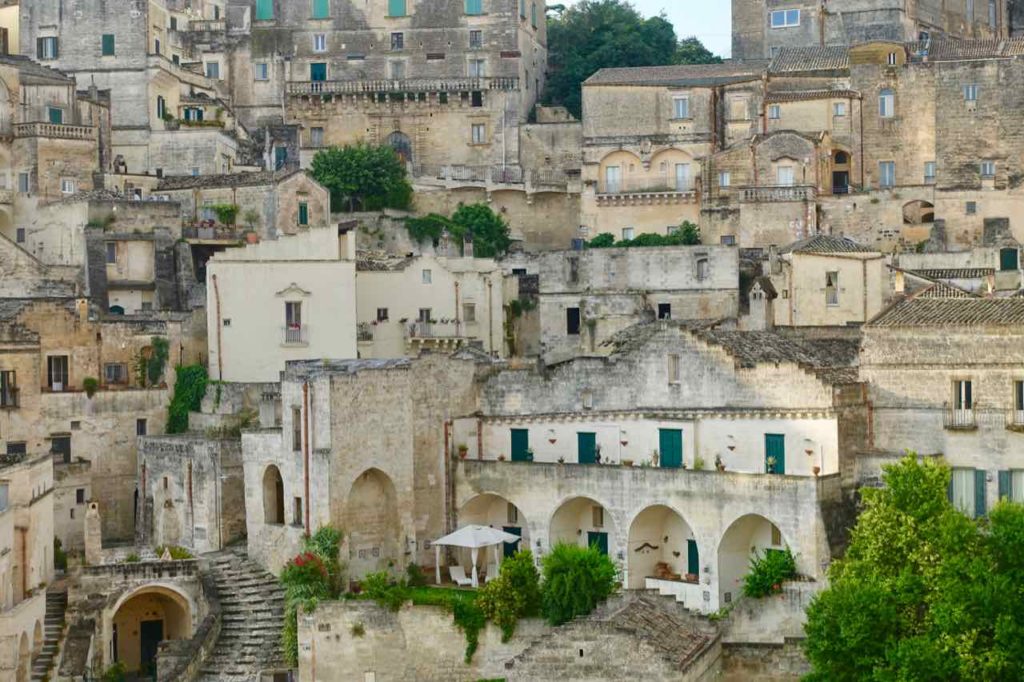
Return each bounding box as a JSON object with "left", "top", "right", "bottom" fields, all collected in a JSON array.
[{"left": 31, "top": 589, "right": 68, "bottom": 681}]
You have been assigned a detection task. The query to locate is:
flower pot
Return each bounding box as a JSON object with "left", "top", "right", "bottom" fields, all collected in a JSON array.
[
  {"left": 245, "top": 232, "right": 259, "bottom": 244},
  {"left": 621, "top": 459, "right": 634, "bottom": 467},
  {"left": 812, "top": 465, "right": 820, "bottom": 476}
]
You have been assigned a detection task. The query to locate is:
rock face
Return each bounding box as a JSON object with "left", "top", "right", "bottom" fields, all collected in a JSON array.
[{"left": 198, "top": 547, "right": 287, "bottom": 681}]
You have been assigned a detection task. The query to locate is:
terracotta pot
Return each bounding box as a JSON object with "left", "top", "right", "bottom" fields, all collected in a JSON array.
[{"left": 812, "top": 465, "right": 821, "bottom": 476}]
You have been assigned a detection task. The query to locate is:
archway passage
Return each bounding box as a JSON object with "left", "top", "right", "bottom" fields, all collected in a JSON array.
[
  {"left": 262, "top": 465, "right": 285, "bottom": 525},
  {"left": 459, "top": 494, "right": 529, "bottom": 576},
  {"left": 627, "top": 505, "right": 698, "bottom": 589},
  {"left": 344, "top": 469, "right": 401, "bottom": 577},
  {"left": 717, "top": 514, "right": 789, "bottom": 607},
  {"left": 111, "top": 587, "right": 191, "bottom": 675},
  {"left": 902, "top": 200, "right": 935, "bottom": 225},
  {"left": 832, "top": 150, "right": 851, "bottom": 195},
  {"left": 387, "top": 131, "right": 412, "bottom": 164},
  {"left": 550, "top": 497, "right": 612, "bottom": 556}
]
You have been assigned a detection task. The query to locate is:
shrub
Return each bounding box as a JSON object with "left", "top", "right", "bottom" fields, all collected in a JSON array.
[
  {"left": 124, "top": 553, "right": 140, "bottom": 563},
  {"left": 406, "top": 562, "right": 427, "bottom": 588},
  {"left": 587, "top": 221, "right": 701, "bottom": 249},
  {"left": 82, "top": 377, "right": 99, "bottom": 398},
  {"left": 303, "top": 526, "right": 344, "bottom": 594},
  {"left": 350, "top": 622, "right": 365, "bottom": 637},
  {"left": 211, "top": 204, "right": 240, "bottom": 225},
  {"left": 541, "top": 544, "right": 617, "bottom": 626},
  {"left": 742, "top": 548, "right": 796, "bottom": 598},
  {"left": 166, "top": 364, "right": 208, "bottom": 434},
  {"left": 280, "top": 542, "right": 338, "bottom": 667},
  {"left": 154, "top": 545, "right": 193, "bottom": 560},
  {"left": 101, "top": 662, "right": 127, "bottom": 682},
  {"left": 54, "top": 537, "right": 68, "bottom": 571},
  {"left": 363, "top": 571, "right": 410, "bottom": 612}
]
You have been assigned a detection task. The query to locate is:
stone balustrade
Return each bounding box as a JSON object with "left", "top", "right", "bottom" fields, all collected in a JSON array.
[
  {"left": 740, "top": 185, "right": 817, "bottom": 203},
  {"left": 287, "top": 76, "right": 520, "bottom": 96},
  {"left": 14, "top": 122, "right": 96, "bottom": 141}
]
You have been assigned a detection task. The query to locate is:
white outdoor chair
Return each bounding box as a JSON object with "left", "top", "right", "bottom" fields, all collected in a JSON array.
[
  {"left": 485, "top": 563, "right": 499, "bottom": 583},
  {"left": 449, "top": 565, "right": 473, "bottom": 587}
]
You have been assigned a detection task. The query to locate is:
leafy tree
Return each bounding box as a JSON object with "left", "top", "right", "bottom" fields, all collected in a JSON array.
[
  {"left": 804, "top": 454, "right": 1024, "bottom": 681},
  {"left": 477, "top": 550, "right": 542, "bottom": 641},
  {"left": 166, "top": 364, "right": 207, "bottom": 434},
  {"left": 742, "top": 548, "right": 796, "bottom": 598},
  {"left": 405, "top": 203, "right": 511, "bottom": 258},
  {"left": 542, "top": 0, "right": 679, "bottom": 118},
  {"left": 675, "top": 36, "right": 723, "bottom": 65},
  {"left": 309, "top": 143, "right": 412, "bottom": 212},
  {"left": 677, "top": 221, "right": 701, "bottom": 245},
  {"left": 541, "top": 543, "right": 616, "bottom": 626}
]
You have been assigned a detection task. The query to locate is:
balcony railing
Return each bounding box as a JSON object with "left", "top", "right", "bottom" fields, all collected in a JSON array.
[
  {"left": 182, "top": 225, "right": 244, "bottom": 241},
  {"left": 741, "top": 185, "right": 817, "bottom": 203},
  {"left": 1007, "top": 409, "right": 1024, "bottom": 431},
  {"left": 357, "top": 323, "right": 373, "bottom": 342},
  {"left": 189, "top": 19, "right": 226, "bottom": 32},
  {"left": 598, "top": 179, "right": 695, "bottom": 196},
  {"left": 282, "top": 325, "right": 309, "bottom": 346},
  {"left": 287, "top": 76, "right": 519, "bottom": 96},
  {"left": 14, "top": 122, "right": 95, "bottom": 141},
  {"left": 407, "top": 322, "right": 466, "bottom": 340},
  {"left": 944, "top": 403, "right": 977, "bottom": 430}
]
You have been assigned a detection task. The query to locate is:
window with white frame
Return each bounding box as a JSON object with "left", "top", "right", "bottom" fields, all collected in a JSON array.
[
  {"left": 463, "top": 303, "right": 476, "bottom": 323},
  {"left": 390, "top": 32, "right": 404, "bottom": 50},
  {"left": 389, "top": 60, "right": 405, "bottom": 79},
  {"left": 468, "top": 58, "right": 485, "bottom": 77},
  {"left": 422, "top": 269, "right": 432, "bottom": 284},
  {"left": 964, "top": 84, "right": 979, "bottom": 102},
  {"left": 673, "top": 96, "right": 689, "bottom": 119},
  {"left": 205, "top": 61, "right": 220, "bottom": 79},
  {"left": 768, "top": 104, "right": 781, "bottom": 120},
  {"left": 61, "top": 178, "right": 76, "bottom": 194},
  {"left": 674, "top": 163, "right": 691, "bottom": 191},
  {"left": 950, "top": 467, "right": 984, "bottom": 517},
  {"left": 313, "top": 33, "right": 327, "bottom": 52},
  {"left": 770, "top": 9, "right": 800, "bottom": 28},
  {"left": 825, "top": 271, "right": 839, "bottom": 306},
  {"left": 879, "top": 89, "right": 895, "bottom": 118},
  {"left": 887, "top": 52, "right": 898, "bottom": 66},
  {"left": 38, "top": 37, "right": 58, "bottom": 60},
  {"left": 471, "top": 123, "right": 486, "bottom": 144},
  {"left": 776, "top": 165, "right": 795, "bottom": 186},
  {"left": 981, "top": 160, "right": 996, "bottom": 178},
  {"left": 879, "top": 161, "right": 896, "bottom": 188},
  {"left": 310, "top": 127, "right": 324, "bottom": 148},
  {"left": 719, "top": 171, "right": 731, "bottom": 188},
  {"left": 621, "top": 227, "right": 635, "bottom": 240},
  {"left": 833, "top": 101, "right": 846, "bottom": 117},
  {"left": 254, "top": 62, "right": 269, "bottom": 80},
  {"left": 924, "top": 161, "right": 936, "bottom": 183}
]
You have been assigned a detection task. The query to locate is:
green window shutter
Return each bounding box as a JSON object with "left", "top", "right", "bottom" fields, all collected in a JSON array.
[
  {"left": 102, "top": 34, "right": 115, "bottom": 56},
  {"left": 510, "top": 429, "right": 529, "bottom": 462},
  {"left": 686, "top": 539, "right": 699, "bottom": 576},
  {"left": 388, "top": 0, "right": 406, "bottom": 17},
  {"left": 531, "top": 1, "right": 537, "bottom": 27},
  {"left": 312, "top": 0, "right": 329, "bottom": 18},
  {"left": 48, "top": 108, "right": 63, "bottom": 124},
  {"left": 975, "top": 469, "right": 987, "bottom": 518},
  {"left": 577, "top": 432, "right": 596, "bottom": 464},
  {"left": 298, "top": 203, "right": 309, "bottom": 225},
  {"left": 998, "top": 470, "right": 1012, "bottom": 501},
  {"left": 658, "top": 429, "right": 683, "bottom": 469},
  {"left": 310, "top": 62, "right": 327, "bottom": 81},
  {"left": 765, "top": 434, "right": 785, "bottom": 474},
  {"left": 256, "top": 0, "right": 274, "bottom": 21},
  {"left": 1000, "top": 247, "right": 1019, "bottom": 271},
  {"left": 466, "top": 0, "right": 483, "bottom": 15}
]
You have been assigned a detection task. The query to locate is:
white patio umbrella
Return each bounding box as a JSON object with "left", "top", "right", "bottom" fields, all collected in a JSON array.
[{"left": 432, "top": 524, "right": 522, "bottom": 587}]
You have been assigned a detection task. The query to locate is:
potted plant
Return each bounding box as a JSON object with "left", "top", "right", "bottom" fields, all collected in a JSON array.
[
  {"left": 457, "top": 443, "right": 468, "bottom": 459},
  {"left": 685, "top": 572, "right": 699, "bottom": 584},
  {"left": 812, "top": 465, "right": 821, "bottom": 476},
  {"left": 525, "top": 447, "right": 534, "bottom": 462},
  {"left": 497, "top": 454, "right": 506, "bottom": 462},
  {"left": 621, "top": 458, "right": 634, "bottom": 467},
  {"left": 82, "top": 376, "right": 99, "bottom": 398},
  {"left": 715, "top": 454, "right": 726, "bottom": 472},
  {"left": 557, "top": 456, "right": 565, "bottom": 464},
  {"left": 766, "top": 456, "right": 777, "bottom": 474}
]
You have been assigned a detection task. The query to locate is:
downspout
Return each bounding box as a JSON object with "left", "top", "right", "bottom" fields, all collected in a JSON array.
[
  {"left": 859, "top": 96, "right": 865, "bottom": 190},
  {"left": 303, "top": 381, "right": 311, "bottom": 535},
  {"left": 487, "top": 278, "right": 494, "bottom": 355},
  {"left": 476, "top": 417, "right": 483, "bottom": 461},
  {"left": 444, "top": 419, "right": 453, "bottom": 533},
  {"left": 454, "top": 281, "right": 461, "bottom": 338},
  {"left": 211, "top": 274, "right": 224, "bottom": 379},
  {"left": 862, "top": 258, "right": 868, "bottom": 321}
]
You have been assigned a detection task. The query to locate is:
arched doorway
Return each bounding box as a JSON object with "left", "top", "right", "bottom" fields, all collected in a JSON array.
[
  {"left": 902, "top": 200, "right": 935, "bottom": 225},
  {"left": 16, "top": 632, "right": 28, "bottom": 682},
  {"left": 549, "top": 497, "right": 612, "bottom": 556},
  {"left": 262, "top": 465, "right": 285, "bottom": 525},
  {"left": 459, "top": 494, "right": 529, "bottom": 573},
  {"left": 627, "top": 505, "right": 698, "bottom": 589},
  {"left": 344, "top": 469, "right": 400, "bottom": 577},
  {"left": 387, "top": 131, "right": 413, "bottom": 164},
  {"left": 32, "top": 620, "right": 42, "bottom": 658},
  {"left": 832, "top": 150, "right": 851, "bottom": 194},
  {"left": 110, "top": 586, "right": 192, "bottom": 675},
  {"left": 717, "top": 514, "right": 789, "bottom": 607}
]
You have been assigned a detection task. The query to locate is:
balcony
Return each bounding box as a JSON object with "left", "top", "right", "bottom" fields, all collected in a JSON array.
[
  {"left": 406, "top": 321, "right": 469, "bottom": 351},
  {"left": 282, "top": 325, "right": 309, "bottom": 347},
  {"left": 189, "top": 19, "right": 226, "bottom": 32},
  {"left": 740, "top": 185, "right": 817, "bottom": 203},
  {"left": 14, "top": 122, "right": 96, "bottom": 141},
  {"left": 943, "top": 403, "right": 977, "bottom": 431},
  {"left": 286, "top": 76, "right": 519, "bottom": 96},
  {"left": 182, "top": 225, "right": 245, "bottom": 243},
  {"left": 595, "top": 179, "right": 697, "bottom": 207},
  {"left": 1007, "top": 409, "right": 1024, "bottom": 432}
]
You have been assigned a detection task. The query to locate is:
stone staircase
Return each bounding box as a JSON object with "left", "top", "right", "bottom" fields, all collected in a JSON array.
[
  {"left": 197, "top": 548, "right": 288, "bottom": 681},
  {"left": 31, "top": 588, "right": 68, "bottom": 681}
]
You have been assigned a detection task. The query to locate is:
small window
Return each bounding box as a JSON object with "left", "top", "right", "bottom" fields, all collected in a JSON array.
[
  {"left": 966, "top": 201, "right": 978, "bottom": 215},
  {"left": 469, "top": 30, "right": 483, "bottom": 48},
  {"left": 887, "top": 52, "right": 898, "bottom": 66},
  {"left": 673, "top": 96, "right": 689, "bottom": 119},
  {"left": 981, "top": 160, "right": 996, "bottom": 178},
  {"left": 0, "top": 370, "right": 16, "bottom": 407},
  {"left": 105, "top": 242, "right": 117, "bottom": 264},
  {"left": 471, "top": 123, "right": 486, "bottom": 144},
  {"left": 833, "top": 102, "right": 846, "bottom": 117},
  {"left": 826, "top": 271, "right": 839, "bottom": 306},
  {"left": 310, "top": 127, "right": 324, "bottom": 147},
  {"left": 388, "top": 0, "right": 406, "bottom": 17},
  {"left": 51, "top": 435, "right": 71, "bottom": 464},
  {"left": 254, "top": 62, "right": 269, "bottom": 81},
  {"left": 771, "top": 525, "right": 782, "bottom": 546},
  {"left": 879, "top": 161, "right": 896, "bottom": 189},
  {"left": 658, "top": 303, "right": 671, "bottom": 320},
  {"left": 582, "top": 390, "right": 594, "bottom": 410},
  {"left": 422, "top": 269, "right": 432, "bottom": 284},
  {"left": 37, "top": 37, "right": 59, "bottom": 60},
  {"left": 391, "top": 32, "right": 404, "bottom": 50},
  {"left": 376, "top": 308, "right": 389, "bottom": 322},
  {"left": 101, "top": 34, "right": 115, "bottom": 56},
  {"left": 718, "top": 171, "right": 731, "bottom": 188},
  {"left": 293, "top": 497, "right": 303, "bottom": 525},
  {"left": 770, "top": 9, "right": 800, "bottom": 28},
  {"left": 924, "top": 161, "right": 936, "bottom": 183},
  {"left": 18, "top": 173, "right": 29, "bottom": 193},
  {"left": 298, "top": 202, "right": 309, "bottom": 226},
  {"left": 76, "top": 488, "right": 85, "bottom": 504},
  {"left": 964, "top": 84, "right": 979, "bottom": 102},
  {"left": 667, "top": 354, "right": 680, "bottom": 383},
  {"left": 1000, "top": 247, "right": 1019, "bottom": 272},
  {"left": 1015, "top": 380, "right": 1024, "bottom": 411},
  {"left": 465, "top": 0, "right": 483, "bottom": 15},
  {"left": 292, "top": 407, "right": 302, "bottom": 451},
  {"left": 621, "top": 227, "right": 635, "bottom": 240},
  {"left": 15, "top": 227, "right": 24, "bottom": 243},
  {"left": 566, "top": 307, "right": 581, "bottom": 335},
  {"left": 136, "top": 418, "right": 147, "bottom": 436},
  {"left": 6, "top": 442, "right": 25, "bottom": 455},
  {"left": 879, "top": 89, "right": 895, "bottom": 118},
  {"left": 156, "top": 95, "right": 166, "bottom": 120},
  {"left": 720, "top": 235, "right": 737, "bottom": 246},
  {"left": 48, "top": 107, "right": 64, "bottom": 125},
  {"left": 592, "top": 505, "right": 604, "bottom": 527},
  {"left": 468, "top": 58, "right": 485, "bottom": 77},
  {"left": 313, "top": 34, "right": 327, "bottom": 53},
  {"left": 696, "top": 258, "right": 709, "bottom": 281},
  {"left": 388, "top": 60, "right": 405, "bottom": 79},
  {"left": 61, "top": 178, "right": 76, "bottom": 195},
  {"left": 777, "top": 166, "right": 794, "bottom": 186},
  {"left": 70, "top": 509, "right": 74, "bottom": 519},
  {"left": 463, "top": 303, "right": 476, "bottom": 323},
  {"left": 256, "top": 0, "right": 274, "bottom": 20},
  {"left": 206, "top": 61, "right": 220, "bottom": 79},
  {"left": 768, "top": 104, "right": 781, "bottom": 120},
  {"left": 104, "top": 362, "right": 127, "bottom": 384},
  {"left": 286, "top": 301, "right": 303, "bottom": 330},
  {"left": 507, "top": 502, "right": 518, "bottom": 524}
]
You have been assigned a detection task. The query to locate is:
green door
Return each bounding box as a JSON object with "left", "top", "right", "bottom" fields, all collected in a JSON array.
[
  {"left": 687, "top": 539, "right": 699, "bottom": 576},
  {"left": 310, "top": 62, "right": 327, "bottom": 81},
  {"left": 503, "top": 526, "right": 521, "bottom": 558},
  {"left": 659, "top": 429, "right": 683, "bottom": 469},
  {"left": 511, "top": 429, "right": 529, "bottom": 462},
  {"left": 577, "top": 432, "right": 596, "bottom": 464},
  {"left": 587, "top": 531, "right": 609, "bottom": 556},
  {"left": 765, "top": 434, "right": 785, "bottom": 474}
]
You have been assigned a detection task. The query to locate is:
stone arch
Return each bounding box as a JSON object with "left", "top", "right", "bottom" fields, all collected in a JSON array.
[
  {"left": 598, "top": 150, "right": 643, "bottom": 193},
  {"left": 716, "top": 513, "right": 790, "bottom": 607},
  {"left": 903, "top": 199, "right": 935, "bottom": 225},
  {"left": 549, "top": 496, "right": 614, "bottom": 556},
  {"left": 344, "top": 468, "right": 401, "bottom": 577},
  {"left": 109, "top": 585, "right": 193, "bottom": 675},
  {"left": 386, "top": 130, "right": 412, "bottom": 164},
  {"left": 16, "top": 631, "right": 29, "bottom": 682},
  {"left": 649, "top": 148, "right": 698, "bottom": 191},
  {"left": 262, "top": 464, "right": 285, "bottom": 525},
  {"left": 832, "top": 147, "right": 852, "bottom": 194},
  {"left": 458, "top": 493, "right": 529, "bottom": 561},
  {"left": 626, "top": 504, "right": 699, "bottom": 589}
]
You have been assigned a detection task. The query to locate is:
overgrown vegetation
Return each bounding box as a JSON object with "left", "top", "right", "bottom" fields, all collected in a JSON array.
[
  {"left": 154, "top": 545, "right": 193, "bottom": 560},
  {"left": 280, "top": 526, "right": 344, "bottom": 667},
  {"left": 82, "top": 376, "right": 98, "bottom": 398},
  {"left": 211, "top": 203, "right": 240, "bottom": 225},
  {"left": 100, "top": 662, "right": 127, "bottom": 682},
  {"left": 742, "top": 548, "right": 796, "bottom": 598},
  {"left": 405, "top": 204, "right": 512, "bottom": 258},
  {"left": 804, "top": 454, "right": 1024, "bottom": 680},
  {"left": 541, "top": 543, "right": 617, "bottom": 626},
  {"left": 166, "top": 364, "right": 208, "bottom": 434},
  {"left": 310, "top": 143, "right": 412, "bottom": 212},
  {"left": 477, "top": 550, "right": 542, "bottom": 641},
  {"left": 54, "top": 537, "right": 67, "bottom": 571},
  {"left": 587, "top": 221, "right": 700, "bottom": 248},
  {"left": 124, "top": 553, "right": 140, "bottom": 563},
  {"left": 135, "top": 337, "right": 170, "bottom": 388}
]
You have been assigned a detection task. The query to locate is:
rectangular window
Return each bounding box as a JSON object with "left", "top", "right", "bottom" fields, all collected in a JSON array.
[
  {"left": 619, "top": 226, "right": 635, "bottom": 240},
  {"left": 5, "top": 442, "right": 25, "bottom": 455},
  {"left": 471, "top": 123, "right": 486, "bottom": 144},
  {"left": 770, "top": 9, "right": 800, "bottom": 28},
  {"left": 391, "top": 32, "right": 404, "bottom": 50},
  {"left": 105, "top": 242, "right": 117, "bottom": 264},
  {"left": 18, "top": 173, "right": 28, "bottom": 193},
  {"left": 658, "top": 303, "right": 671, "bottom": 320},
  {"left": 531, "top": 1, "right": 537, "bottom": 27},
  {"left": 463, "top": 303, "right": 476, "bottom": 323},
  {"left": 967, "top": 201, "right": 978, "bottom": 215},
  {"left": 48, "top": 107, "right": 64, "bottom": 125},
  {"left": 37, "top": 37, "right": 58, "bottom": 60},
  {"left": 104, "top": 362, "right": 127, "bottom": 384},
  {"left": 286, "top": 301, "right": 302, "bottom": 329},
  {"left": 101, "top": 34, "right": 115, "bottom": 56},
  {"left": 968, "top": 0, "right": 975, "bottom": 21},
  {"left": 566, "top": 307, "right": 581, "bottom": 335},
  {"left": 254, "top": 62, "right": 269, "bottom": 80},
  {"left": 16, "top": 227, "right": 25, "bottom": 243},
  {"left": 61, "top": 178, "right": 76, "bottom": 195},
  {"left": 673, "top": 96, "right": 689, "bottom": 119},
  {"left": 469, "top": 30, "right": 483, "bottom": 48},
  {"left": 136, "top": 418, "right": 147, "bottom": 436},
  {"left": 768, "top": 104, "right": 781, "bottom": 120},
  {"left": 388, "top": 0, "right": 407, "bottom": 17},
  {"left": 376, "top": 308, "right": 389, "bottom": 322},
  {"left": 256, "top": 0, "right": 274, "bottom": 20},
  {"left": 76, "top": 488, "right": 85, "bottom": 504},
  {"left": 991, "top": 0, "right": 997, "bottom": 27},
  {"left": 51, "top": 435, "right": 71, "bottom": 464},
  {"left": 1000, "top": 469, "right": 1024, "bottom": 503},
  {"left": 776, "top": 166, "right": 794, "bottom": 186},
  {"left": 981, "top": 160, "right": 996, "bottom": 178},
  {"left": 696, "top": 258, "right": 709, "bottom": 281},
  {"left": 924, "top": 161, "right": 936, "bottom": 183},
  {"left": 389, "top": 60, "right": 405, "bottom": 79},
  {"left": 825, "top": 271, "right": 839, "bottom": 306},
  {"left": 312, "top": 0, "right": 329, "bottom": 19},
  {"left": 422, "top": 269, "right": 432, "bottom": 284},
  {"left": 313, "top": 33, "right": 327, "bottom": 52},
  {"left": 310, "top": 127, "right": 324, "bottom": 147},
  {"left": 568, "top": 256, "right": 579, "bottom": 283},
  {"left": 879, "top": 90, "right": 895, "bottom": 118},
  {"left": 418, "top": 308, "right": 432, "bottom": 323},
  {"left": 468, "top": 58, "right": 485, "bottom": 77},
  {"left": 48, "top": 356, "right": 69, "bottom": 391},
  {"left": 675, "top": 163, "right": 691, "bottom": 191},
  {"left": 0, "top": 370, "right": 16, "bottom": 407},
  {"left": 879, "top": 161, "right": 896, "bottom": 189},
  {"left": 465, "top": 0, "right": 483, "bottom": 15},
  {"left": 293, "top": 497, "right": 303, "bottom": 525},
  {"left": 833, "top": 102, "right": 846, "bottom": 117},
  {"left": 720, "top": 235, "right": 737, "bottom": 246},
  {"left": 298, "top": 202, "right": 309, "bottom": 226},
  {"left": 964, "top": 84, "right": 979, "bottom": 102},
  {"left": 667, "top": 354, "right": 680, "bottom": 383},
  {"left": 310, "top": 62, "right": 327, "bottom": 81},
  {"left": 205, "top": 61, "right": 220, "bottom": 79},
  {"left": 170, "top": 16, "right": 177, "bottom": 30},
  {"left": 292, "top": 407, "right": 302, "bottom": 450},
  {"left": 718, "top": 171, "right": 731, "bottom": 188},
  {"left": 950, "top": 467, "right": 987, "bottom": 518}
]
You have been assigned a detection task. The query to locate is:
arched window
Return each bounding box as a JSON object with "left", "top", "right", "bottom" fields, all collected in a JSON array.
[
  {"left": 263, "top": 465, "right": 285, "bottom": 525},
  {"left": 386, "top": 130, "right": 412, "bottom": 164}
]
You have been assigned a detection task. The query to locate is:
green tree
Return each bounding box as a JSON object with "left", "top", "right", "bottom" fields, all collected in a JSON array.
[
  {"left": 541, "top": 543, "right": 616, "bottom": 626},
  {"left": 309, "top": 143, "right": 412, "bottom": 212},
  {"left": 477, "top": 550, "right": 542, "bottom": 641},
  {"left": 674, "top": 37, "right": 723, "bottom": 65},
  {"left": 542, "top": 0, "right": 679, "bottom": 119},
  {"left": 405, "top": 203, "right": 511, "bottom": 258},
  {"left": 804, "top": 454, "right": 1024, "bottom": 681}
]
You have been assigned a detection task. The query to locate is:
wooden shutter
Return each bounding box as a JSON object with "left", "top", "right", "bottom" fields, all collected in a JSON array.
[
  {"left": 974, "top": 469, "right": 987, "bottom": 518},
  {"left": 312, "top": 0, "right": 329, "bottom": 18},
  {"left": 388, "top": 0, "right": 406, "bottom": 17},
  {"left": 998, "top": 470, "right": 1012, "bottom": 501}
]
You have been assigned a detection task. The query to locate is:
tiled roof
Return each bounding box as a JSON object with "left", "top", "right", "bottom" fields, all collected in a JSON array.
[
  {"left": 0, "top": 54, "right": 73, "bottom": 83},
  {"left": 355, "top": 252, "right": 414, "bottom": 272},
  {"left": 914, "top": 282, "right": 975, "bottom": 298},
  {"left": 906, "top": 38, "right": 1024, "bottom": 61},
  {"left": 696, "top": 329, "right": 861, "bottom": 384},
  {"left": 868, "top": 297, "right": 1024, "bottom": 327},
  {"left": 157, "top": 169, "right": 302, "bottom": 191},
  {"left": 751, "top": 275, "right": 778, "bottom": 298},
  {"left": 764, "top": 89, "right": 860, "bottom": 104},
  {"left": 780, "top": 234, "right": 876, "bottom": 254},
  {"left": 769, "top": 46, "right": 849, "bottom": 73},
  {"left": 909, "top": 268, "right": 994, "bottom": 279},
  {"left": 585, "top": 61, "right": 768, "bottom": 87}
]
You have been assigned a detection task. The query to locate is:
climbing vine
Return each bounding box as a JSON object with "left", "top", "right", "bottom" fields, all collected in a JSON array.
[
  {"left": 165, "top": 365, "right": 208, "bottom": 434},
  {"left": 280, "top": 527, "right": 344, "bottom": 667}
]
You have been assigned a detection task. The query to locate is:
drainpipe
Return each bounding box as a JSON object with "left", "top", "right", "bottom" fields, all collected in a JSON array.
[
  {"left": 486, "top": 277, "right": 494, "bottom": 355},
  {"left": 476, "top": 418, "right": 483, "bottom": 461},
  {"left": 859, "top": 96, "right": 865, "bottom": 190},
  {"left": 454, "top": 281, "right": 461, "bottom": 338},
  {"left": 862, "top": 258, "right": 868, "bottom": 321},
  {"left": 303, "top": 381, "right": 311, "bottom": 535},
  {"left": 211, "top": 274, "right": 223, "bottom": 380}
]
